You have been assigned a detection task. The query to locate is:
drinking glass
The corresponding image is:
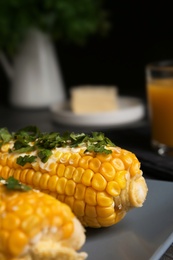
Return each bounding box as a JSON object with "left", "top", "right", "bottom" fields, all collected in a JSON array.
[{"left": 146, "top": 60, "right": 173, "bottom": 155}]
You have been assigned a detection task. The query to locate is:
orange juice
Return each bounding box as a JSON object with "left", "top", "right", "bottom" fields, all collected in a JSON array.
[{"left": 147, "top": 79, "right": 173, "bottom": 147}]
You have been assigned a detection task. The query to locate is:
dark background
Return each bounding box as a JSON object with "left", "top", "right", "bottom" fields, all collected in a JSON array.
[{"left": 1, "top": 1, "right": 173, "bottom": 106}]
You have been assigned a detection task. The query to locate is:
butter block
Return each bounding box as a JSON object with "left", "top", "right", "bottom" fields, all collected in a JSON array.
[{"left": 70, "top": 86, "right": 118, "bottom": 114}]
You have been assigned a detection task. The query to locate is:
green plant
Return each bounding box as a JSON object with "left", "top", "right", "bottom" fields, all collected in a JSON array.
[{"left": 0, "top": 0, "right": 110, "bottom": 56}]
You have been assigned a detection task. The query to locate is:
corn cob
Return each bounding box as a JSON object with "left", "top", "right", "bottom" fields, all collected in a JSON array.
[
  {"left": 0, "top": 177, "right": 87, "bottom": 260},
  {"left": 0, "top": 126, "right": 148, "bottom": 228}
]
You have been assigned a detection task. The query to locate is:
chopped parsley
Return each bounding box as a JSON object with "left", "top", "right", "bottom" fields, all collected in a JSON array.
[
  {"left": 0, "top": 126, "right": 116, "bottom": 166},
  {"left": 0, "top": 176, "right": 31, "bottom": 191}
]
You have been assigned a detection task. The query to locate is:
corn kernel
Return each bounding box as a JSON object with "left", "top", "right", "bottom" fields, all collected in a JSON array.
[
  {"left": 72, "top": 167, "right": 85, "bottom": 183},
  {"left": 83, "top": 216, "right": 100, "bottom": 228},
  {"left": 69, "top": 153, "right": 81, "bottom": 167},
  {"left": 89, "top": 158, "right": 101, "bottom": 172},
  {"left": 96, "top": 205, "right": 114, "bottom": 217},
  {"left": 60, "top": 152, "right": 71, "bottom": 164},
  {"left": 97, "top": 212, "right": 116, "bottom": 227},
  {"left": 81, "top": 169, "right": 94, "bottom": 186},
  {"left": 1, "top": 143, "right": 10, "bottom": 152},
  {"left": 85, "top": 204, "right": 97, "bottom": 218},
  {"left": 65, "top": 180, "right": 76, "bottom": 196},
  {"left": 75, "top": 183, "right": 86, "bottom": 200},
  {"left": 47, "top": 175, "right": 59, "bottom": 191},
  {"left": 114, "top": 170, "right": 127, "bottom": 189},
  {"left": 21, "top": 215, "right": 41, "bottom": 237},
  {"left": 1, "top": 166, "right": 10, "bottom": 179},
  {"left": 110, "top": 157, "right": 125, "bottom": 171},
  {"left": 25, "top": 169, "right": 35, "bottom": 184},
  {"left": 54, "top": 151, "right": 63, "bottom": 161},
  {"left": 49, "top": 162, "right": 57, "bottom": 175},
  {"left": 8, "top": 230, "right": 28, "bottom": 257},
  {"left": 32, "top": 171, "right": 42, "bottom": 187},
  {"left": 64, "top": 166, "right": 75, "bottom": 179},
  {"left": 13, "top": 169, "right": 21, "bottom": 181},
  {"left": 20, "top": 169, "right": 29, "bottom": 183},
  {"left": 129, "top": 159, "right": 141, "bottom": 177},
  {"left": 100, "top": 162, "right": 115, "bottom": 181},
  {"left": 106, "top": 181, "right": 120, "bottom": 196},
  {"left": 64, "top": 196, "right": 75, "bottom": 209},
  {"left": 0, "top": 230, "right": 9, "bottom": 252},
  {"left": 85, "top": 187, "right": 97, "bottom": 206},
  {"left": 91, "top": 173, "right": 107, "bottom": 191},
  {"left": 96, "top": 153, "right": 112, "bottom": 162},
  {"left": 56, "top": 177, "right": 67, "bottom": 194},
  {"left": 97, "top": 191, "right": 113, "bottom": 207},
  {"left": 1, "top": 213, "right": 20, "bottom": 230},
  {"left": 73, "top": 200, "right": 85, "bottom": 217},
  {"left": 13, "top": 203, "right": 33, "bottom": 219},
  {"left": 39, "top": 173, "right": 50, "bottom": 189},
  {"left": 57, "top": 164, "right": 65, "bottom": 177},
  {"left": 62, "top": 220, "right": 74, "bottom": 239},
  {"left": 79, "top": 156, "right": 92, "bottom": 169}
]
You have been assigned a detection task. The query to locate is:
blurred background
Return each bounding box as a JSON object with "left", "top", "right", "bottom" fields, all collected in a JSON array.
[{"left": 0, "top": 0, "right": 173, "bottom": 107}]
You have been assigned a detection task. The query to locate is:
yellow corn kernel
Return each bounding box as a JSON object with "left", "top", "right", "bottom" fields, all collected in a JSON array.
[
  {"left": 60, "top": 152, "right": 71, "bottom": 164},
  {"left": 47, "top": 175, "right": 59, "bottom": 191},
  {"left": 62, "top": 220, "right": 74, "bottom": 239},
  {"left": 97, "top": 212, "right": 116, "bottom": 227},
  {"left": 79, "top": 156, "right": 92, "bottom": 169},
  {"left": 89, "top": 158, "right": 101, "bottom": 172},
  {"left": 91, "top": 173, "right": 107, "bottom": 191},
  {"left": 0, "top": 230, "right": 9, "bottom": 252},
  {"left": 64, "top": 196, "right": 75, "bottom": 209},
  {"left": 114, "top": 170, "right": 127, "bottom": 189},
  {"left": 39, "top": 173, "right": 50, "bottom": 189},
  {"left": 49, "top": 162, "right": 57, "bottom": 175},
  {"left": 83, "top": 216, "right": 100, "bottom": 228},
  {"left": 73, "top": 200, "right": 85, "bottom": 217},
  {"left": 121, "top": 152, "right": 134, "bottom": 168},
  {"left": 69, "top": 153, "right": 81, "bottom": 167},
  {"left": 96, "top": 153, "right": 112, "bottom": 162},
  {"left": 85, "top": 187, "right": 97, "bottom": 206},
  {"left": 1, "top": 213, "right": 20, "bottom": 230},
  {"left": 110, "top": 157, "right": 125, "bottom": 171},
  {"left": 20, "top": 169, "right": 29, "bottom": 183},
  {"left": 65, "top": 180, "right": 76, "bottom": 196},
  {"left": 75, "top": 183, "right": 86, "bottom": 200},
  {"left": 14, "top": 204, "right": 33, "bottom": 220},
  {"left": 1, "top": 143, "right": 10, "bottom": 152},
  {"left": 1, "top": 166, "right": 10, "bottom": 179},
  {"left": 56, "top": 177, "right": 67, "bottom": 194},
  {"left": 54, "top": 151, "right": 63, "bottom": 161},
  {"left": 97, "top": 191, "right": 113, "bottom": 207},
  {"left": 25, "top": 169, "right": 35, "bottom": 184},
  {"left": 57, "top": 164, "right": 65, "bottom": 177},
  {"left": 81, "top": 169, "right": 94, "bottom": 186},
  {"left": 100, "top": 162, "right": 116, "bottom": 181},
  {"left": 0, "top": 154, "right": 8, "bottom": 166},
  {"left": 106, "top": 181, "right": 120, "bottom": 196},
  {"left": 8, "top": 230, "right": 28, "bottom": 257},
  {"left": 21, "top": 215, "right": 41, "bottom": 237},
  {"left": 0, "top": 201, "right": 5, "bottom": 214},
  {"left": 85, "top": 204, "right": 97, "bottom": 218},
  {"left": 64, "top": 165, "right": 75, "bottom": 179},
  {"left": 129, "top": 159, "right": 141, "bottom": 177},
  {"left": 13, "top": 169, "right": 22, "bottom": 181},
  {"left": 32, "top": 171, "right": 42, "bottom": 187},
  {"left": 96, "top": 205, "right": 114, "bottom": 218},
  {"left": 72, "top": 167, "right": 85, "bottom": 183}
]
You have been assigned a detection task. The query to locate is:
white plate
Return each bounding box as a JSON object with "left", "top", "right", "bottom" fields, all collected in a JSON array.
[
  {"left": 50, "top": 97, "right": 145, "bottom": 127},
  {"left": 81, "top": 179, "right": 173, "bottom": 260}
]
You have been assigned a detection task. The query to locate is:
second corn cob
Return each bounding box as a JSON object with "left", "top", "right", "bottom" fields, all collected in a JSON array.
[
  {"left": 0, "top": 126, "right": 148, "bottom": 228},
  {"left": 0, "top": 177, "right": 87, "bottom": 260}
]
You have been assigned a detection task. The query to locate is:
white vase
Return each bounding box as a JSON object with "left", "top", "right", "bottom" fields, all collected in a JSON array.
[{"left": 0, "top": 29, "right": 66, "bottom": 108}]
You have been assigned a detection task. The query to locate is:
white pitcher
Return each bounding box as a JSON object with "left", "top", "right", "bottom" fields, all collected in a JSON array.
[{"left": 0, "top": 29, "right": 66, "bottom": 108}]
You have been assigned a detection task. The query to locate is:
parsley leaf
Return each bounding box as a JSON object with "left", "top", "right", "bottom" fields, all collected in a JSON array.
[
  {"left": 0, "top": 128, "right": 12, "bottom": 147},
  {"left": 1, "top": 176, "right": 31, "bottom": 191},
  {"left": 16, "top": 155, "right": 37, "bottom": 166}
]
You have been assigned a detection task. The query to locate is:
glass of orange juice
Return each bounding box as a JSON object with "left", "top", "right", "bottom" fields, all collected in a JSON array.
[{"left": 146, "top": 61, "right": 173, "bottom": 155}]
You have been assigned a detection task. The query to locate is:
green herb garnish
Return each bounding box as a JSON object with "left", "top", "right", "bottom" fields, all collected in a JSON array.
[
  {"left": 16, "top": 155, "right": 37, "bottom": 166},
  {"left": 0, "top": 176, "right": 31, "bottom": 191},
  {"left": 0, "top": 126, "right": 116, "bottom": 166}
]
